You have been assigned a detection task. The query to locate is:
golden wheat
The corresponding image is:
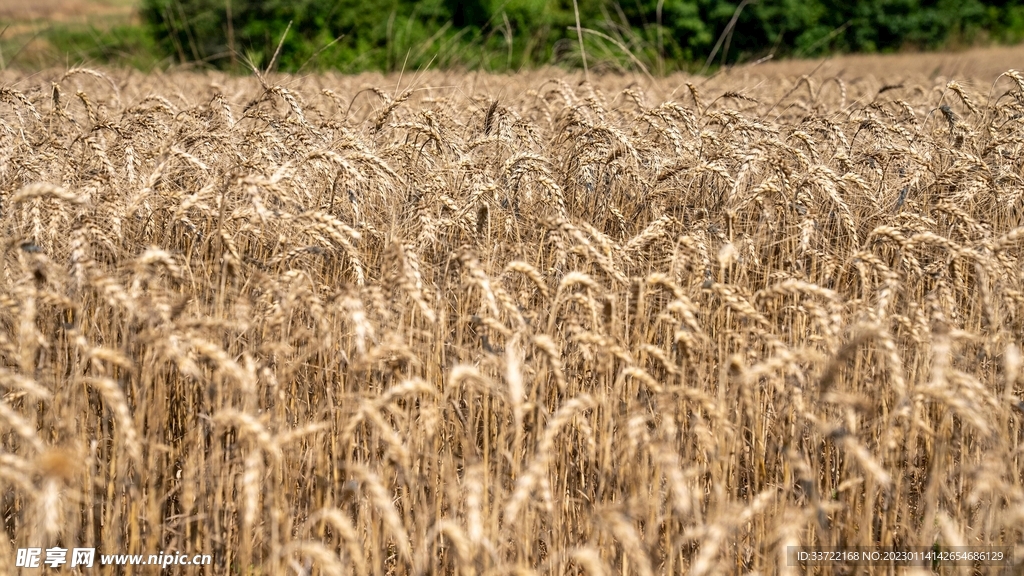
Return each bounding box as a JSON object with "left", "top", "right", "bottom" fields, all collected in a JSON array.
[{"left": 1, "top": 63, "right": 1023, "bottom": 574}]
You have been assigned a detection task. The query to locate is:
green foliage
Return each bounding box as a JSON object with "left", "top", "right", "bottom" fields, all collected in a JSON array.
[
  {"left": 138, "top": 0, "right": 1024, "bottom": 74},
  {"left": 730, "top": 0, "right": 1006, "bottom": 60},
  {"left": 142, "top": 0, "right": 490, "bottom": 72},
  {"left": 44, "top": 23, "right": 162, "bottom": 69},
  {"left": 4, "top": 23, "right": 163, "bottom": 70}
]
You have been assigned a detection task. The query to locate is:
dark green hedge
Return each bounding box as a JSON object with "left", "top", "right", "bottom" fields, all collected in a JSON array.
[{"left": 140, "top": 0, "right": 1024, "bottom": 73}]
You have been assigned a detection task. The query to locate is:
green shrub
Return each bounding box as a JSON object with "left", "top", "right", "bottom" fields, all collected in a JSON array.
[
  {"left": 142, "top": 0, "right": 489, "bottom": 72},
  {"left": 40, "top": 23, "right": 163, "bottom": 70}
]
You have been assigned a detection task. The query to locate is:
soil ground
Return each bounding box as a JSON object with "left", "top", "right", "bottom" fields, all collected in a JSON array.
[
  {"left": 0, "top": 0, "right": 134, "bottom": 23},
  {"left": 717, "top": 43, "right": 1024, "bottom": 87}
]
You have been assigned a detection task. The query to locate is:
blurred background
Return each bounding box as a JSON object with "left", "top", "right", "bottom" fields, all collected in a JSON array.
[{"left": 2, "top": 0, "right": 1024, "bottom": 74}]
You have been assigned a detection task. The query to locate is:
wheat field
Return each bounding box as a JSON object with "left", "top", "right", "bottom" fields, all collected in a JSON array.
[{"left": 2, "top": 63, "right": 1024, "bottom": 575}]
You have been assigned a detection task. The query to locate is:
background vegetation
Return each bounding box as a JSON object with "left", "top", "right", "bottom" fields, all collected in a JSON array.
[
  {"left": 2, "top": 0, "right": 1024, "bottom": 73},
  {"left": 140, "top": 0, "right": 1024, "bottom": 73}
]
